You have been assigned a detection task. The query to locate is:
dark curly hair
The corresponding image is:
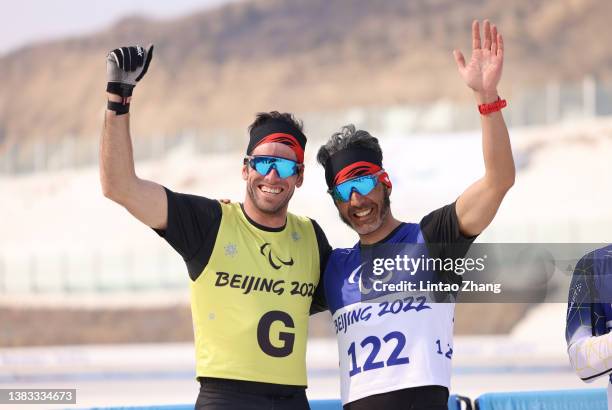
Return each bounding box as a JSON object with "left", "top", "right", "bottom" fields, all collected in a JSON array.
[{"left": 316, "top": 124, "right": 382, "bottom": 167}]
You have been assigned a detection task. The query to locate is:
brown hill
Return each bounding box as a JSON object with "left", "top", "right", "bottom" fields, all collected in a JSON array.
[{"left": 0, "top": 0, "right": 610, "bottom": 147}]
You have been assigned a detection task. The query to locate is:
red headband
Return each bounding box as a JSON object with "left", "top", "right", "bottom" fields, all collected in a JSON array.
[
  {"left": 253, "top": 133, "right": 305, "bottom": 164},
  {"left": 333, "top": 161, "right": 383, "bottom": 185}
]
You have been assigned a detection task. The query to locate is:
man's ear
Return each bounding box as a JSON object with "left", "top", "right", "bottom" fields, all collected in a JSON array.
[
  {"left": 383, "top": 184, "right": 392, "bottom": 197},
  {"left": 295, "top": 165, "right": 305, "bottom": 188},
  {"left": 242, "top": 164, "right": 249, "bottom": 181}
]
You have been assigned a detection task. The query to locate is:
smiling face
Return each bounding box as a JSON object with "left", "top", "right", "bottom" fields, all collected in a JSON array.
[
  {"left": 242, "top": 142, "right": 303, "bottom": 215},
  {"left": 336, "top": 181, "right": 391, "bottom": 236}
]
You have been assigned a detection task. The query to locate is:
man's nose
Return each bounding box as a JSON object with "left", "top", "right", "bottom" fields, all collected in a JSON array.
[
  {"left": 349, "top": 189, "right": 366, "bottom": 206},
  {"left": 264, "top": 166, "right": 281, "bottom": 182}
]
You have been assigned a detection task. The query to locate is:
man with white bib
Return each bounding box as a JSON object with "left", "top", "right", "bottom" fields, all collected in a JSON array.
[{"left": 316, "top": 19, "right": 514, "bottom": 409}]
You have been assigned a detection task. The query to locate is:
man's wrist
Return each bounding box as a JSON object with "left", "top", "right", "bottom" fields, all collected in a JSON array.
[
  {"left": 474, "top": 90, "right": 499, "bottom": 105},
  {"left": 107, "top": 93, "right": 123, "bottom": 103},
  {"left": 106, "top": 92, "right": 131, "bottom": 115}
]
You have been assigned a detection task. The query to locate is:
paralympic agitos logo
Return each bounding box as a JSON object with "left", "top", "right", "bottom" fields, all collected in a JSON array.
[{"left": 260, "top": 243, "right": 294, "bottom": 270}]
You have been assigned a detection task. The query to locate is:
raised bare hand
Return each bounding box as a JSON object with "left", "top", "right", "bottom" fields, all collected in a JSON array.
[{"left": 453, "top": 20, "right": 503, "bottom": 101}]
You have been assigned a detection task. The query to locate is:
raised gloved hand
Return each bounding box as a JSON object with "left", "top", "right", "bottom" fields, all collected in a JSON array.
[{"left": 106, "top": 45, "right": 154, "bottom": 102}]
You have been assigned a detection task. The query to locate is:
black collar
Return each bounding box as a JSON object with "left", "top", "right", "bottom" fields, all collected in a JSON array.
[
  {"left": 359, "top": 222, "right": 406, "bottom": 248},
  {"left": 239, "top": 203, "right": 287, "bottom": 232}
]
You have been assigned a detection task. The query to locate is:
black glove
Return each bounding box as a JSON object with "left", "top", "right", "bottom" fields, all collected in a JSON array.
[{"left": 106, "top": 45, "right": 154, "bottom": 99}]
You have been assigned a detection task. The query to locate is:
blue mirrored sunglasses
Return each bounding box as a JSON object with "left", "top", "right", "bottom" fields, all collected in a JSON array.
[
  {"left": 328, "top": 171, "right": 388, "bottom": 202},
  {"left": 245, "top": 155, "right": 301, "bottom": 179}
]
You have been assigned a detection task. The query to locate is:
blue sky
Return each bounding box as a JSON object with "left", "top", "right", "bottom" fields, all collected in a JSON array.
[{"left": 0, "top": 0, "right": 238, "bottom": 55}]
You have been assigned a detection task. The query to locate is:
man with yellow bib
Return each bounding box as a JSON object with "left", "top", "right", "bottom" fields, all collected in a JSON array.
[{"left": 100, "top": 45, "right": 330, "bottom": 410}]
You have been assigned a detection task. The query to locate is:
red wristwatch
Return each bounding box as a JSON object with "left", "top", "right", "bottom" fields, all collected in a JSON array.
[{"left": 478, "top": 97, "right": 507, "bottom": 115}]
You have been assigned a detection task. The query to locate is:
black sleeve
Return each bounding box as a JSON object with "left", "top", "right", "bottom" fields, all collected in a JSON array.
[
  {"left": 153, "top": 187, "right": 222, "bottom": 281},
  {"left": 419, "top": 201, "right": 477, "bottom": 262},
  {"left": 419, "top": 202, "right": 477, "bottom": 294},
  {"left": 309, "top": 219, "right": 332, "bottom": 315}
]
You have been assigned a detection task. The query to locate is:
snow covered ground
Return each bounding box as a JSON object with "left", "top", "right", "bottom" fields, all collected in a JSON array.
[{"left": 0, "top": 328, "right": 593, "bottom": 409}]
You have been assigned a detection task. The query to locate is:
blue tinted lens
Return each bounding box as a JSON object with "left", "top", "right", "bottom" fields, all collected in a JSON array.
[
  {"left": 251, "top": 156, "right": 298, "bottom": 179},
  {"left": 332, "top": 175, "right": 377, "bottom": 202}
]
